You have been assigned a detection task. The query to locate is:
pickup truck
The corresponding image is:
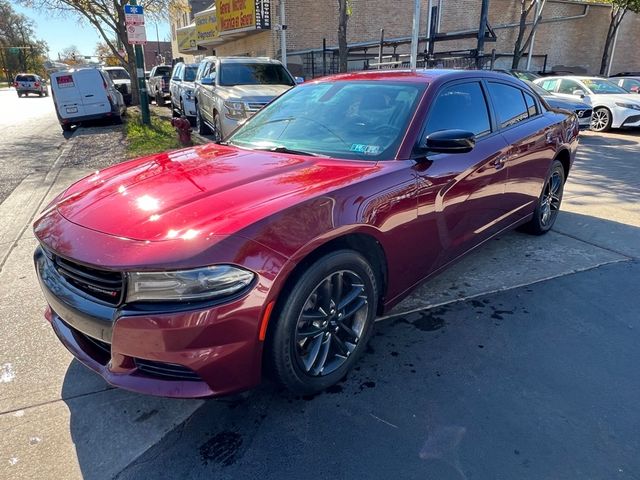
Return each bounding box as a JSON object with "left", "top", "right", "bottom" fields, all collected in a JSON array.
[{"left": 146, "top": 65, "right": 172, "bottom": 106}]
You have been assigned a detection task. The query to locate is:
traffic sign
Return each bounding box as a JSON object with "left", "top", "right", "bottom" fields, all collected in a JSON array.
[
  {"left": 127, "top": 24, "right": 147, "bottom": 44},
  {"left": 124, "top": 4, "right": 144, "bottom": 25}
]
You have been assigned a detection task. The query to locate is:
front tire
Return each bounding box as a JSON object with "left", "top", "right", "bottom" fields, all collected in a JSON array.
[
  {"left": 266, "top": 250, "right": 378, "bottom": 395},
  {"left": 591, "top": 107, "right": 612, "bottom": 132},
  {"left": 522, "top": 159, "right": 565, "bottom": 235},
  {"left": 212, "top": 112, "right": 223, "bottom": 142}
]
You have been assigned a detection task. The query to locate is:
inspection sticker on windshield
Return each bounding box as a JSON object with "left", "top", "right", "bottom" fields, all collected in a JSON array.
[{"left": 350, "top": 144, "right": 380, "bottom": 155}]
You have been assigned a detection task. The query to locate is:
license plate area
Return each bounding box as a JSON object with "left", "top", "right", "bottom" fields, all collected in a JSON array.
[{"left": 66, "top": 107, "right": 78, "bottom": 114}]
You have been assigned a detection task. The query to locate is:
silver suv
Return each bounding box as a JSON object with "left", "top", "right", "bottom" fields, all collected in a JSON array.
[{"left": 194, "top": 57, "right": 296, "bottom": 140}]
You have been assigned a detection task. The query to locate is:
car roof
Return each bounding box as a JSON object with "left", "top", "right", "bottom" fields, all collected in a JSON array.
[
  {"left": 311, "top": 68, "right": 526, "bottom": 84},
  {"left": 103, "top": 66, "right": 126, "bottom": 70},
  {"left": 200, "top": 56, "right": 283, "bottom": 65}
]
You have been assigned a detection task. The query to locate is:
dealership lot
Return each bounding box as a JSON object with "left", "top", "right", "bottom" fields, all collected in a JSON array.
[{"left": 1, "top": 88, "right": 639, "bottom": 479}]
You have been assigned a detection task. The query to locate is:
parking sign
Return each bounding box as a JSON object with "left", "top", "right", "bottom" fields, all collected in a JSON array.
[{"left": 124, "top": 5, "right": 145, "bottom": 25}]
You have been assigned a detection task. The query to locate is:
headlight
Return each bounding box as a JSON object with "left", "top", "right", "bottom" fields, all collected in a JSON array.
[
  {"left": 224, "top": 100, "right": 246, "bottom": 119},
  {"left": 126, "top": 265, "right": 255, "bottom": 302},
  {"left": 185, "top": 89, "right": 194, "bottom": 100},
  {"left": 615, "top": 102, "right": 640, "bottom": 110}
]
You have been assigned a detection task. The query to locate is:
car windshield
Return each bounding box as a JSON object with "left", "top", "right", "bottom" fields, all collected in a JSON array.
[
  {"left": 219, "top": 63, "right": 295, "bottom": 87},
  {"left": 184, "top": 66, "right": 197, "bottom": 82},
  {"left": 582, "top": 79, "right": 627, "bottom": 94},
  {"left": 106, "top": 69, "right": 130, "bottom": 81},
  {"left": 228, "top": 81, "right": 425, "bottom": 160}
]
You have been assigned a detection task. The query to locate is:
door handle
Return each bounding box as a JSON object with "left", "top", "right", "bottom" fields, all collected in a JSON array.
[{"left": 491, "top": 155, "right": 507, "bottom": 170}]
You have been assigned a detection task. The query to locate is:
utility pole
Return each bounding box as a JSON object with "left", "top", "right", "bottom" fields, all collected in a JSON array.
[
  {"left": 130, "top": 0, "right": 150, "bottom": 125},
  {"left": 280, "top": 0, "right": 287, "bottom": 66},
  {"left": 409, "top": 0, "right": 421, "bottom": 69}
]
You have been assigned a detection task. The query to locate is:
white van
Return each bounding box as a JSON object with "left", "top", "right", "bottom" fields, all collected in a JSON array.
[{"left": 50, "top": 68, "right": 126, "bottom": 132}]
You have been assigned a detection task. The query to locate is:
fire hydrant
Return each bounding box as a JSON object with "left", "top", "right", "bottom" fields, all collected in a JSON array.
[{"left": 171, "top": 116, "right": 193, "bottom": 146}]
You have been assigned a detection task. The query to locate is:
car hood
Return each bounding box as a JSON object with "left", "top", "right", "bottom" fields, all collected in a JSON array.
[
  {"left": 219, "top": 84, "right": 292, "bottom": 102},
  {"left": 54, "top": 144, "right": 381, "bottom": 242},
  {"left": 544, "top": 96, "right": 591, "bottom": 110}
]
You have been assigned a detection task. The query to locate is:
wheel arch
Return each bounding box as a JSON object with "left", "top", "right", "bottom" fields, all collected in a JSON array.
[{"left": 554, "top": 147, "right": 571, "bottom": 180}]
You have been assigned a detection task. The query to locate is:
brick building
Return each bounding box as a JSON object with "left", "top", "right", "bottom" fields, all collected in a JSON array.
[{"left": 170, "top": 0, "right": 640, "bottom": 77}]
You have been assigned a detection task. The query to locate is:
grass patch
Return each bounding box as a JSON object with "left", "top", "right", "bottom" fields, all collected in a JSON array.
[
  {"left": 0, "top": 81, "right": 10, "bottom": 88},
  {"left": 125, "top": 110, "right": 182, "bottom": 158}
]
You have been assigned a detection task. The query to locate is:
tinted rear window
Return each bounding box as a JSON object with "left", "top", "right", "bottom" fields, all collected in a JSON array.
[
  {"left": 219, "top": 63, "right": 294, "bottom": 87},
  {"left": 16, "top": 75, "right": 36, "bottom": 82},
  {"left": 106, "top": 69, "right": 130, "bottom": 80},
  {"left": 184, "top": 66, "right": 197, "bottom": 82},
  {"left": 154, "top": 66, "right": 171, "bottom": 77}
]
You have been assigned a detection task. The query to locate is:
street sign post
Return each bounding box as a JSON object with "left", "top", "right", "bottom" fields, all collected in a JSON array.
[{"left": 127, "top": 1, "right": 150, "bottom": 125}]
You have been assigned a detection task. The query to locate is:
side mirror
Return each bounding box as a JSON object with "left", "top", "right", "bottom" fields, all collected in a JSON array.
[
  {"left": 295, "top": 76, "right": 305, "bottom": 84},
  {"left": 200, "top": 75, "right": 215, "bottom": 86},
  {"left": 423, "top": 129, "right": 475, "bottom": 154},
  {"left": 572, "top": 89, "right": 585, "bottom": 98}
]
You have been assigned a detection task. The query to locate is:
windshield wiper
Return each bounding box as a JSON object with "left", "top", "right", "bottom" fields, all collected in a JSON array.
[{"left": 254, "top": 145, "right": 321, "bottom": 157}]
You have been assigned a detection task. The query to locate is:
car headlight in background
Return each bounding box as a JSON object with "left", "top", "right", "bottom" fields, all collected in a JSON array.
[
  {"left": 126, "top": 265, "right": 255, "bottom": 302},
  {"left": 224, "top": 100, "right": 246, "bottom": 119},
  {"left": 615, "top": 102, "right": 640, "bottom": 110}
]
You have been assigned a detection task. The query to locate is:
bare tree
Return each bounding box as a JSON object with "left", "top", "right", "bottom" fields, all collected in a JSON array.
[
  {"left": 20, "top": 0, "right": 183, "bottom": 104},
  {"left": 59, "top": 45, "right": 83, "bottom": 65},
  {"left": 511, "top": 0, "right": 547, "bottom": 70},
  {"left": 599, "top": 0, "right": 640, "bottom": 75},
  {"left": 337, "top": 0, "right": 350, "bottom": 73}
]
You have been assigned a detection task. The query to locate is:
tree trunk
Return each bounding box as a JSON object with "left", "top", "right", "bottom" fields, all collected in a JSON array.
[
  {"left": 599, "top": 8, "right": 625, "bottom": 76},
  {"left": 337, "top": 0, "right": 348, "bottom": 73},
  {"left": 511, "top": 5, "right": 528, "bottom": 69}
]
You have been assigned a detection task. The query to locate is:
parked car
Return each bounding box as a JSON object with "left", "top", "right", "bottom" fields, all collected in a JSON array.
[
  {"left": 194, "top": 56, "right": 296, "bottom": 140},
  {"left": 609, "top": 76, "right": 640, "bottom": 94},
  {"left": 524, "top": 80, "right": 592, "bottom": 129},
  {"left": 33, "top": 70, "right": 578, "bottom": 397},
  {"left": 534, "top": 76, "right": 640, "bottom": 132},
  {"left": 146, "top": 65, "right": 172, "bottom": 106},
  {"left": 169, "top": 62, "right": 199, "bottom": 118},
  {"left": 494, "top": 69, "right": 541, "bottom": 82},
  {"left": 14, "top": 73, "right": 48, "bottom": 97},
  {"left": 103, "top": 66, "right": 132, "bottom": 105},
  {"left": 50, "top": 68, "right": 126, "bottom": 131}
]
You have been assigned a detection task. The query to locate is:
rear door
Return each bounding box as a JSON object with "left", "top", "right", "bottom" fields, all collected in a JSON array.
[
  {"left": 415, "top": 79, "right": 510, "bottom": 266},
  {"left": 52, "top": 73, "right": 85, "bottom": 118},
  {"left": 486, "top": 81, "right": 555, "bottom": 221}
]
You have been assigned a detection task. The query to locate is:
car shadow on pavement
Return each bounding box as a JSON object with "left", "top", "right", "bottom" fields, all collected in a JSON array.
[{"left": 59, "top": 212, "right": 640, "bottom": 480}]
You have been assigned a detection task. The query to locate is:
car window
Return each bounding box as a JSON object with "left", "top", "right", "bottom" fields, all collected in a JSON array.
[
  {"left": 488, "top": 82, "right": 529, "bottom": 129},
  {"left": 620, "top": 78, "right": 640, "bottom": 92},
  {"left": 557, "top": 79, "right": 582, "bottom": 95},
  {"left": 523, "top": 91, "right": 538, "bottom": 117},
  {"left": 106, "top": 69, "right": 130, "bottom": 81},
  {"left": 155, "top": 66, "right": 171, "bottom": 77},
  {"left": 219, "top": 63, "right": 294, "bottom": 86},
  {"left": 539, "top": 79, "right": 558, "bottom": 92},
  {"left": 16, "top": 74, "right": 36, "bottom": 82},
  {"left": 424, "top": 82, "right": 491, "bottom": 137},
  {"left": 184, "top": 66, "right": 197, "bottom": 82},
  {"left": 172, "top": 65, "right": 182, "bottom": 80},
  {"left": 228, "top": 81, "right": 425, "bottom": 160}
]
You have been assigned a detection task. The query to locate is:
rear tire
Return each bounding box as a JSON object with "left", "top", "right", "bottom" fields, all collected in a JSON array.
[
  {"left": 155, "top": 92, "right": 164, "bottom": 107},
  {"left": 212, "top": 112, "right": 223, "bottom": 142},
  {"left": 61, "top": 124, "right": 72, "bottom": 132},
  {"left": 521, "top": 160, "right": 565, "bottom": 235},
  {"left": 265, "top": 250, "right": 378, "bottom": 395}
]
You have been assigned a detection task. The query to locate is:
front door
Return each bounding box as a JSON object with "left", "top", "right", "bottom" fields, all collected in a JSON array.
[{"left": 414, "top": 80, "right": 510, "bottom": 267}]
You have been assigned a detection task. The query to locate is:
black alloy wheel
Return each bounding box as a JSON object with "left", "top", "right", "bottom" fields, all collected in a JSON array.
[
  {"left": 267, "top": 250, "right": 378, "bottom": 394},
  {"left": 522, "top": 159, "right": 565, "bottom": 235}
]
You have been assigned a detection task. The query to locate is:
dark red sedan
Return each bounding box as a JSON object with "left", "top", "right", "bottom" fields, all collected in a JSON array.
[{"left": 34, "top": 70, "right": 578, "bottom": 397}]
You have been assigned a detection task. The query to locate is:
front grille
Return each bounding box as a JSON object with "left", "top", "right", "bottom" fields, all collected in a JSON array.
[
  {"left": 622, "top": 114, "right": 640, "bottom": 125},
  {"left": 46, "top": 250, "right": 125, "bottom": 305},
  {"left": 245, "top": 102, "right": 268, "bottom": 113},
  {"left": 134, "top": 358, "right": 201, "bottom": 381},
  {"left": 576, "top": 109, "right": 592, "bottom": 118}
]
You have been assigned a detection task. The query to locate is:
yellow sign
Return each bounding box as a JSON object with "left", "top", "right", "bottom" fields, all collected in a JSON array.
[
  {"left": 217, "top": 0, "right": 256, "bottom": 33},
  {"left": 177, "top": 25, "right": 197, "bottom": 52},
  {"left": 195, "top": 8, "right": 218, "bottom": 43}
]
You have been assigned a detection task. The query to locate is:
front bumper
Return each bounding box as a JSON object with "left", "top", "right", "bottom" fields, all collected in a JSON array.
[
  {"left": 34, "top": 246, "right": 267, "bottom": 398},
  {"left": 612, "top": 106, "right": 640, "bottom": 128}
]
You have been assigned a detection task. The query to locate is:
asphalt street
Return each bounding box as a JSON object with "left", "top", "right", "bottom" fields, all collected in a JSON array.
[{"left": 1, "top": 87, "right": 639, "bottom": 479}]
